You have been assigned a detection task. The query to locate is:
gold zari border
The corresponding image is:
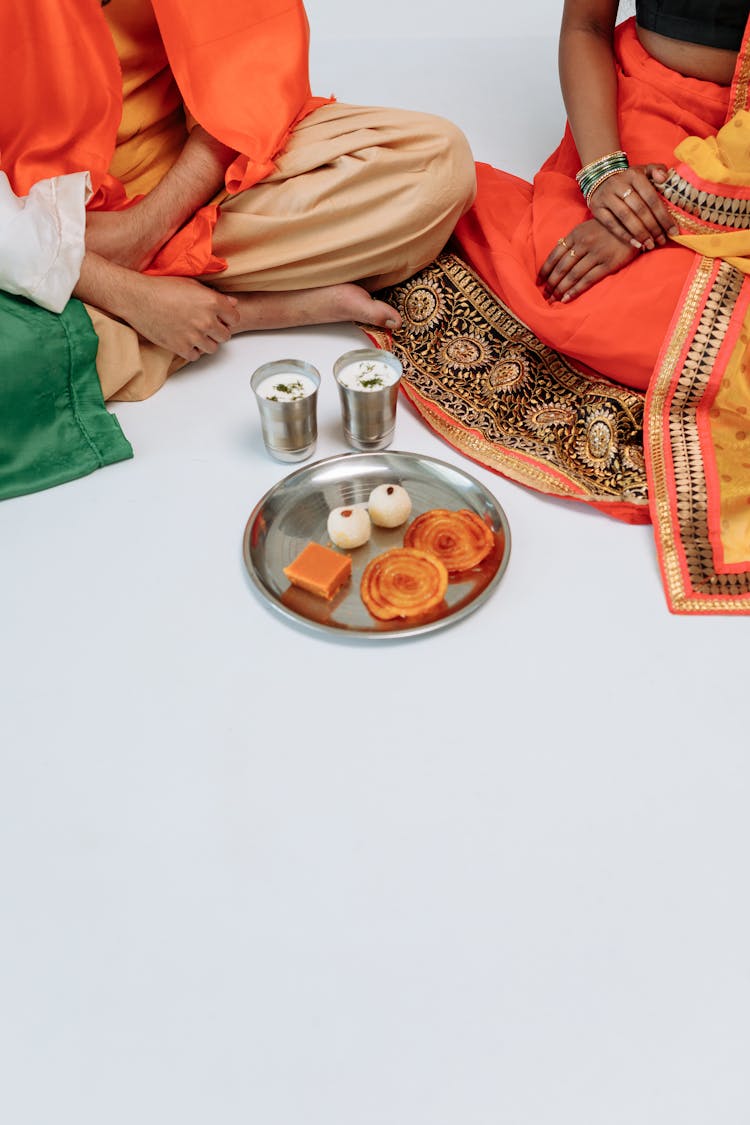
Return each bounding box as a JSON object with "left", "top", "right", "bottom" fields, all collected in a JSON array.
[
  {"left": 731, "top": 44, "right": 750, "bottom": 117},
  {"left": 372, "top": 253, "right": 649, "bottom": 513},
  {"left": 648, "top": 257, "right": 750, "bottom": 611},
  {"left": 661, "top": 171, "right": 750, "bottom": 230}
]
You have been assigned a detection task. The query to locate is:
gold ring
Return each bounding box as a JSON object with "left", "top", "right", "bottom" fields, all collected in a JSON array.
[
  {"left": 559, "top": 237, "right": 568, "bottom": 248},
  {"left": 621, "top": 188, "right": 633, "bottom": 200},
  {"left": 569, "top": 248, "right": 576, "bottom": 258}
]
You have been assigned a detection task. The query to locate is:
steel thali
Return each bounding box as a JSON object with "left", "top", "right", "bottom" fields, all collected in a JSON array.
[{"left": 242, "top": 450, "right": 511, "bottom": 639}]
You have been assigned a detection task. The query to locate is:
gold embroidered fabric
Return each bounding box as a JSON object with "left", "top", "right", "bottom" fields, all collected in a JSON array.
[
  {"left": 648, "top": 257, "right": 750, "bottom": 610},
  {"left": 661, "top": 170, "right": 750, "bottom": 228},
  {"left": 372, "top": 253, "right": 649, "bottom": 514}
]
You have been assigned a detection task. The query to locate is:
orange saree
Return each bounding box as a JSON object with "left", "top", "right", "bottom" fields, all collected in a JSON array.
[{"left": 372, "top": 17, "right": 750, "bottom": 613}]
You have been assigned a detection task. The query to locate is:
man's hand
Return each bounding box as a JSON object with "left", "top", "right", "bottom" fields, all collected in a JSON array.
[
  {"left": 538, "top": 219, "right": 641, "bottom": 303},
  {"left": 74, "top": 253, "right": 240, "bottom": 360},
  {"left": 121, "top": 274, "right": 240, "bottom": 360}
]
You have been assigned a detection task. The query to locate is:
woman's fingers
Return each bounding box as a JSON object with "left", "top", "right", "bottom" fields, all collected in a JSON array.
[
  {"left": 545, "top": 250, "right": 597, "bottom": 301},
  {"left": 542, "top": 249, "right": 580, "bottom": 295},
  {"left": 591, "top": 178, "right": 659, "bottom": 246},
  {"left": 540, "top": 219, "right": 641, "bottom": 303},
  {"left": 621, "top": 173, "right": 675, "bottom": 237},
  {"left": 538, "top": 237, "right": 575, "bottom": 284},
  {"left": 558, "top": 262, "right": 613, "bottom": 303},
  {"left": 593, "top": 197, "right": 654, "bottom": 249},
  {"left": 589, "top": 168, "right": 678, "bottom": 248},
  {"left": 643, "top": 162, "right": 668, "bottom": 185}
]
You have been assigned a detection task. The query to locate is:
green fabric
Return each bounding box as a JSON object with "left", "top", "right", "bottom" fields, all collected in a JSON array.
[{"left": 0, "top": 291, "right": 132, "bottom": 501}]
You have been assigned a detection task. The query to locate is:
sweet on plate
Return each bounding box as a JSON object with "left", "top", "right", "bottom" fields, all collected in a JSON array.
[
  {"left": 360, "top": 547, "right": 448, "bottom": 621},
  {"left": 404, "top": 508, "right": 494, "bottom": 573}
]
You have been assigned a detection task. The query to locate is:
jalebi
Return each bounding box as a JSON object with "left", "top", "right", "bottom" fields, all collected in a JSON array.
[
  {"left": 403, "top": 509, "right": 494, "bottom": 573},
  {"left": 360, "top": 547, "right": 448, "bottom": 620}
]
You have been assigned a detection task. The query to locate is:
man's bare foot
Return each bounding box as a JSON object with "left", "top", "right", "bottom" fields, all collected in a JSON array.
[{"left": 228, "top": 283, "right": 401, "bottom": 334}]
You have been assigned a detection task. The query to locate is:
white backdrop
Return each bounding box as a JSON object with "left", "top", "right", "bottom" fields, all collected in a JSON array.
[
  {"left": 306, "top": 0, "right": 568, "bottom": 178},
  {"left": 307, "top": 0, "right": 565, "bottom": 40},
  {"left": 2, "top": 7, "right": 749, "bottom": 1125}
]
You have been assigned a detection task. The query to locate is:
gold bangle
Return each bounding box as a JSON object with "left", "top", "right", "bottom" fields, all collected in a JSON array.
[
  {"left": 576, "top": 150, "right": 629, "bottom": 199},
  {"left": 585, "top": 168, "right": 627, "bottom": 208}
]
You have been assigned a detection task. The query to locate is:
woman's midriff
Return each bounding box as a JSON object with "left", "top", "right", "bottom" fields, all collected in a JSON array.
[{"left": 636, "top": 26, "right": 736, "bottom": 85}]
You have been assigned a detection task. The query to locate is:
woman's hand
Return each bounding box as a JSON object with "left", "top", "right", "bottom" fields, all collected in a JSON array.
[
  {"left": 587, "top": 164, "right": 677, "bottom": 250},
  {"left": 538, "top": 219, "right": 641, "bottom": 303}
]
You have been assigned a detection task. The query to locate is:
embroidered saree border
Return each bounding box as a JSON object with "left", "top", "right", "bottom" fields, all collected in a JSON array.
[
  {"left": 366, "top": 321, "right": 613, "bottom": 501},
  {"left": 729, "top": 16, "right": 750, "bottom": 116},
  {"left": 362, "top": 15, "right": 750, "bottom": 611},
  {"left": 661, "top": 171, "right": 750, "bottom": 230},
  {"left": 371, "top": 253, "right": 650, "bottom": 524},
  {"left": 646, "top": 256, "right": 750, "bottom": 611}
]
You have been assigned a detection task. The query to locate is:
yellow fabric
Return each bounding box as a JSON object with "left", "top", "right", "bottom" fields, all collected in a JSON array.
[
  {"left": 672, "top": 110, "right": 750, "bottom": 271},
  {"left": 666, "top": 109, "right": 750, "bottom": 564},
  {"left": 707, "top": 326, "right": 750, "bottom": 565},
  {"left": 104, "top": 0, "right": 188, "bottom": 197},
  {"left": 675, "top": 111, "right": 750, "bottom": 184},
  {"left": 670, "top": 232, "right": 750, "bottom": 272}
]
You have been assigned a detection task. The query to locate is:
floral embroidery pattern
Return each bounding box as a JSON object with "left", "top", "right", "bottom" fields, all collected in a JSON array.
[{"left": 373, "top": 253, "right": 649, "bottom": 510}]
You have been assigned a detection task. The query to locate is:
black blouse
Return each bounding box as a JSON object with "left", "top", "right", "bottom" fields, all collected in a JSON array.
[{"left": 636, "top": 0, "right": 750, "bottom": 51}]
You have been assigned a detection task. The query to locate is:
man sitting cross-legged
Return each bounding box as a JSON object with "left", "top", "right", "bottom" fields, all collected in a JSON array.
[{"left": 1, "top": 0, "right": 475, "bottom": 402}]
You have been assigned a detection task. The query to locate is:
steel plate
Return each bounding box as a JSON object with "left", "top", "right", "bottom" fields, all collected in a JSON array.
[{"left": 242, "top": 450, "right": 511, "bottom": 639}]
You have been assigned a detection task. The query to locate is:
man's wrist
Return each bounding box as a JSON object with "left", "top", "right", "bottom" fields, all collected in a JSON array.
[{"left": 74, "top": 252, "right": 144, "bottom": 322}]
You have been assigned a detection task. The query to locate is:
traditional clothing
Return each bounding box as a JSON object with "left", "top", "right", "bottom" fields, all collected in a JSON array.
[
  {"left": 0, "top": 294, "right": 132, "bottom": 502},
  {"left": 457, "top": 20, "right": 730, "bottom": 394},
  {"left": 0, "top": 0, "right": 474, "bottom": 496},
  {"left": 1, "top": 0, "right": 330, "bottom": 275},
  {"left": 372, "top": 16, "right": 750, "bottom": 613},
  {"left": 635, "top": 0, "right": 749, "bottom": 51}
]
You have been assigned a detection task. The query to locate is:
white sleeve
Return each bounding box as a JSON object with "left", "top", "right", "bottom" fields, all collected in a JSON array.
[{"left": 0, "top": 170, "right": 91, "bottom": 314}]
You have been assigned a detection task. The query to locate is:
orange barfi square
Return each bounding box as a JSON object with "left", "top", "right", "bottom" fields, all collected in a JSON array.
[{"left": 283, "top": 542, "right": 352, "bottom": 600}]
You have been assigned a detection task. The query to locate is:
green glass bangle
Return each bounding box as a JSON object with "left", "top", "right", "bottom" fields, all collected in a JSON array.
[
  {"left": 577, "top": 162, "right": 626, "bottom": 196},
  {"left": 584, "top": 168, "right": 627, "bottom": 207},
  {"left": 576, "top": 150, "right": 628, "bottom": 200}
]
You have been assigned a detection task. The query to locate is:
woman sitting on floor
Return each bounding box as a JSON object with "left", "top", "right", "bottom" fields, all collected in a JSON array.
[
  {"left": 379, "top": 0, "right": 750, "bottom": 612},
  {"left": 456, "top": 0, "right": 747, "bottom": 391}
]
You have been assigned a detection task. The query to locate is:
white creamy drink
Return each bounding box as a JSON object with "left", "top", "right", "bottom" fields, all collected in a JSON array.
[
  {"left": 336, "top": 359, "right": 399, "bottom": 392},
  {"left": 255, "top": 373, "right": 317, "bottom": 402}
]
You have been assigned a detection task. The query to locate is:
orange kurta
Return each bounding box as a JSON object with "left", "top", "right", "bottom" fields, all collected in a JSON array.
[
  {"left": 106, "top": 0, "right": 188, "bottom": 199},
  {"left": 0, "top": 0, "right": 331, "bottom": 276}
]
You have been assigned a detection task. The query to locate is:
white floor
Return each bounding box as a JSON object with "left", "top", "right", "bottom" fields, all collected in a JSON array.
[{"left": 1, "top": 36, "right": 748, "bottom": 1125}]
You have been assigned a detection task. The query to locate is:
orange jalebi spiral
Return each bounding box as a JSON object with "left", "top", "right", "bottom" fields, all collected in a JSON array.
[
  {"left": 360, "top": 548, "right": 448, "bottom": 621},
  {"left": 403, "top": 509, "right": 494, "bottom": 573}
]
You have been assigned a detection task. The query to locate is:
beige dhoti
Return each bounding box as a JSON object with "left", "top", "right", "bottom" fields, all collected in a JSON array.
[{"left": 90, "top": 103, "right": 476, "bottom": 401}]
